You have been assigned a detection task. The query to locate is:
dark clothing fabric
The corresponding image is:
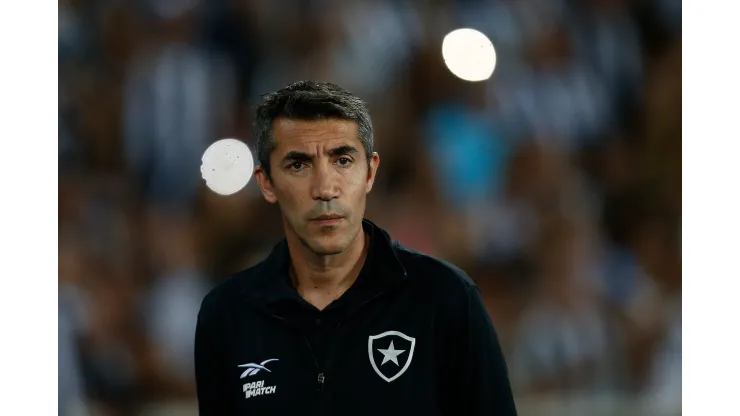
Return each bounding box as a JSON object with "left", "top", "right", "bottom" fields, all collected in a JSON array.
[{"left": 195, "top": 219, "right": 517, "bottom": 415}]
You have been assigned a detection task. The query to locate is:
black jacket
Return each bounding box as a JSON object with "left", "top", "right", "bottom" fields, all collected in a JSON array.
[{"left": 195, "top": 219, "right": 517, "bottom": 415}]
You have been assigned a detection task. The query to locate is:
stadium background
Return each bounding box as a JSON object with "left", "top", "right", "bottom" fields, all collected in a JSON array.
[{"left": 58, "top": 0, "right": 681, "bottom": 414}]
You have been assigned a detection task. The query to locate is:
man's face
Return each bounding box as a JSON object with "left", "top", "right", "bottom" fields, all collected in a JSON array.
[{"left": 255, "top": 118, "right": 380, "bottom": 256}]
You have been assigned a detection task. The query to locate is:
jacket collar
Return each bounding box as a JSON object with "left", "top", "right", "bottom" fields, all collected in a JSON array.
[{"left": 245, "top": 218, "right": 407, "bottom": 311}]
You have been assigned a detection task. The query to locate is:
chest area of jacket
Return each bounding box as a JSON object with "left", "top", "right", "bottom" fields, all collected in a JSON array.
[{"left": 222, "top": 295, "right": 448, "bottom": 412}]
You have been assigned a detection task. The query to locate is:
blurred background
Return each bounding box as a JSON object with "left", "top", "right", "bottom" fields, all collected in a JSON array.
[{"left": 58, "top": 0, "right": 681, "bottom": 414}]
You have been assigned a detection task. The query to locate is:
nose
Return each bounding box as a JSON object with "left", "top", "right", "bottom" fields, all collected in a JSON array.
[{"left": 311, "top": 163, "right": 340, "bottom": 201}]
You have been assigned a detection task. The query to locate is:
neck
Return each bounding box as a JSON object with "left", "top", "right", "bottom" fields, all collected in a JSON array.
[{"left": 286, "top": 226, "right": 368, "bottom": 305}]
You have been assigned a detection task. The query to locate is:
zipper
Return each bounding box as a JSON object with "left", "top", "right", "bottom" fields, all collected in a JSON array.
[
  {"left": 317, "top": 373, "right": 326, "bottom": 391},
  {"left": 303, "top": 337, "right": 324, "bottom": 391},
  {"left": 296, "top": 318, "right": 326, "bottom": 414},
  {"left": 269, "top": 314, "right": 327, "bottom": 394}
]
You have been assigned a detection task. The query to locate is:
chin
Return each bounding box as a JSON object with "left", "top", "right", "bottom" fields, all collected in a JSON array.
[
  {"left": 311, "top": 245, "right": 346, "bottom": 256},
  {"left": 305, "top": 237, "right": 348, "bottom": 256},
  {"left": 300, "top": 228, "right": 357, "bottom": 255}
]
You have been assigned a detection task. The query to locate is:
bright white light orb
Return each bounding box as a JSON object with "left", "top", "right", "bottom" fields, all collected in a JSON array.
[
  {"left": 442, "top": 28, "right": 497, "bottom": 82},
  {"left": 200, "top": 138, "right": 254, "bottom": 196}
]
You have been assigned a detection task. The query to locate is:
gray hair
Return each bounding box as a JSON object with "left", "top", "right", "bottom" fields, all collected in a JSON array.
[{"left": 253, "top": 81, "right": 374, "bottom": 177}]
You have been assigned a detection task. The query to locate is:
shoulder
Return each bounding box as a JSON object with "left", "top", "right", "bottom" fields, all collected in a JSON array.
[
  {"left": 391, "top": 242, "right": 493, "bottom": 336},
  {"left": 198, "top": 260, "right": 270, "bottom": 317},
  {"left": 392, "top": 241, "right": 479, "bottom": 297}
]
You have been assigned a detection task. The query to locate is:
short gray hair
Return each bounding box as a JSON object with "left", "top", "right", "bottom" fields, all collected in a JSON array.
[{"left": 253, "top": 81, "right": 374, "bottom": 177}]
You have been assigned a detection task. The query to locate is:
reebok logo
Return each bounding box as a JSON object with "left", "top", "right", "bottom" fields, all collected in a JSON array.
[
  {"left": 238, "top": 358, "right": 279, "bottom": 378},
  {"left": 237, "top": 358, "right": 279, "bottom": 400}
]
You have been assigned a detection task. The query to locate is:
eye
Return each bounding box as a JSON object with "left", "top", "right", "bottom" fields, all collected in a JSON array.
[
  {"left": 337, "top": 157, "right": 353, "bottom": 167},
  {"left": 288, "top": 161, "right": 306, "bottom": 172}
]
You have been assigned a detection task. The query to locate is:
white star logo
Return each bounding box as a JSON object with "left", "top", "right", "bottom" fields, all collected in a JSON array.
[
  {"left": 377, "top": 340, "right": 406, "bottom": 366},
  {"left": 368, "top": 331, "right": 416, "bottom": 383}
]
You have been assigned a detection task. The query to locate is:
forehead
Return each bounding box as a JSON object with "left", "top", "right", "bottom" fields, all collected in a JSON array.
[{"left": 271, "top": 118, "right": 361, "bottom": 151}]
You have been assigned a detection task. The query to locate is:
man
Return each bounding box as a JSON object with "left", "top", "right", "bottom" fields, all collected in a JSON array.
[{"left": 194, "top": 81, "right": 517, "bottom": 415}]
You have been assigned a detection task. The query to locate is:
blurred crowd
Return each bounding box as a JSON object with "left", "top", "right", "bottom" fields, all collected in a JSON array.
[{"left": 58, "top": 0, "right": 681, "bottom": 414}]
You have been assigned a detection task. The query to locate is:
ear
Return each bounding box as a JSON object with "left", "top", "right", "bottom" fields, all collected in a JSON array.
[
  {"left": 365, "top": 152, "right": 380, "bottom": 194},
  {"left": 254, "top": 166, "right": 278, "bottom": 204}
]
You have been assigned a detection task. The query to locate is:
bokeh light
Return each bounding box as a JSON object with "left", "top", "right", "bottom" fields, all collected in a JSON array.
[
  {"left": 442, "top": 28, "right": 496, "bottom": 82},
  {"left": 200, "top": 138, "right": 254, "bottom": 196}
]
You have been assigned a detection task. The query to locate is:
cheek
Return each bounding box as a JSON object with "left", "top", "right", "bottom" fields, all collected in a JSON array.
[
  {"left": 350, "top": 164, "right": 372, "bottom": 186},
  {"left": 346, "top": 173, "right": 369, "bottom": 198},
  {"left": 274, "top": 185, "right": 307, "bottom": 210}
]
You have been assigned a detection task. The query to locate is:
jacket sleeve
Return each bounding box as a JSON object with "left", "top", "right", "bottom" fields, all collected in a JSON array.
[
  {"left": 455, "top": 285, "right": 518, "bottom": 415},
  {"left": 195, "top": 293, "right": 235, "bottom": 415}
]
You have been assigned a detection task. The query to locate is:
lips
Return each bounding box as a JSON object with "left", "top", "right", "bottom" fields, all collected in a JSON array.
[
  {"left": 312, "top": 214, "right": 344, "bottom": 221},
  {"left": 310, "top": 214, "right": 344, "bottom": 225}
]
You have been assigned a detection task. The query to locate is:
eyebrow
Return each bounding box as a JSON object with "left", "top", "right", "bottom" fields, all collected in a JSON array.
[
  {"left": 282, "top": 145, "right": 359, "bottom": 164},
  {"left": 328, "top": 145, "right": 359, "bottom": 157}
]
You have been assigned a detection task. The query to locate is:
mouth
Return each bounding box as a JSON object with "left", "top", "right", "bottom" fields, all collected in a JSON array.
[{"left": 310, "top": 214, "right": 345, "bottom": 225}]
